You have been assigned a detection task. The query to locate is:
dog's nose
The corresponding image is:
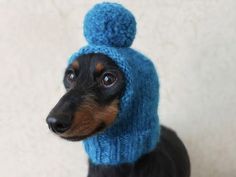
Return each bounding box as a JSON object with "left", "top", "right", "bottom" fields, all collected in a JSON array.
[{"left": 46, "top": 117, "right": 71, "bottom": 134}]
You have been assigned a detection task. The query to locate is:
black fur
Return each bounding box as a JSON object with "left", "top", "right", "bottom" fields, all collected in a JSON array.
[
  {"left": 63, "top": 53, "right": 125, "bottom": 103},
  {"left": 47, "top": 53, "right": 125, "bottom": 136},
  {"left": 88, "top": 126, "right": 190, "bottom": 177},
  {"left": 46, "top": 53, "right": 191, "bottom": 177}
]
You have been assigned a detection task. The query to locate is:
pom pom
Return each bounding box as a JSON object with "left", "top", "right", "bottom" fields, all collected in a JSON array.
[{"left": 83, "top": 2, "right": 136, "bottom": 48}]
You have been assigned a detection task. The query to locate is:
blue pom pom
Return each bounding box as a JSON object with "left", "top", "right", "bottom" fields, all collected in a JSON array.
[{"left": 83, "top": 2, "right": 136, "bottom": 48}]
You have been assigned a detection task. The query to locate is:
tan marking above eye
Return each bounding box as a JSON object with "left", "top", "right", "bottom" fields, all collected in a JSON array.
[
  {"left": 72, "top": 60, "right": 79, "bottom": 70},
  {"left": 61, "top": 98, "right": 119, "bottom": 138},
  {"left": 95, "top": 63, "right": 104, "bottom": 73}
]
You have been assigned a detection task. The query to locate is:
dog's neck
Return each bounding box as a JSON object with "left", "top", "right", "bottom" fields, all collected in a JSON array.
[{"left": 83, "top": 118, "right": 159, "bottom": 165}]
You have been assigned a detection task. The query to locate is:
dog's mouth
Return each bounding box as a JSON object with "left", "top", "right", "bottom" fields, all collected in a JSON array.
[
  {"left": 59, "top": 122, "right": 106, "bottom": 141},
  {"left": 60, "top": 135, "right": 88, "bottom": 141}
]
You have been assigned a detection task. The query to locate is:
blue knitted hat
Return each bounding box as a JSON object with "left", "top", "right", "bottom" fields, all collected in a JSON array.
[{"left": 68, "top": 2, "right": 160, "bottom": 165}]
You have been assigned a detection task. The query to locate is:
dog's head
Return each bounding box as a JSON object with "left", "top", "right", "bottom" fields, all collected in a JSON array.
[{"left": 46, "top": 53, "right": 125, "bottom": 141}]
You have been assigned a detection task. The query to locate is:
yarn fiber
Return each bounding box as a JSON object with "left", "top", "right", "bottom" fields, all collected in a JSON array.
[
  {"left": 83, "top": 2, "right": 136, "bottom": 48},
  {"left": 68, "top": 2, "right": 160, "bottom": 165}
]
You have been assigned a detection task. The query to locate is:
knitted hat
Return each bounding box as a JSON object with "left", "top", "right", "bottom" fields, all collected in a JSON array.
[{"left": 68, "top": 2, "right": 160, "bottom": 165}]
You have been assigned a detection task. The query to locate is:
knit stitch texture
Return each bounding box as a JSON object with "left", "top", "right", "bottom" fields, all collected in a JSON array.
[{"left": 68, "top": 2, "right": 160, "bottom": 165}]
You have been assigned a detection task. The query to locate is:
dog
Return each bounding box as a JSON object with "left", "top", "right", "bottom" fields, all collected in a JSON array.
[{"left": 46, "top": 53, "right": 191, "bottom": 177}]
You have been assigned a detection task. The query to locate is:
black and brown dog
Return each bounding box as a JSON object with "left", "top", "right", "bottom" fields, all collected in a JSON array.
[{"left": 46, "top": 53, "right": 190, "bottom": 177}]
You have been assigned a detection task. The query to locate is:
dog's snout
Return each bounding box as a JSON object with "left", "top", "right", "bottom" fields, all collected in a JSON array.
[{"left": 46, "top": 116, "right": 71, "bottom": 134}]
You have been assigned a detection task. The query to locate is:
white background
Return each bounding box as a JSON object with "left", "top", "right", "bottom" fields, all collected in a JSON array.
[{"left": 0, "top": 0, "right": 235, "bottom": 176}]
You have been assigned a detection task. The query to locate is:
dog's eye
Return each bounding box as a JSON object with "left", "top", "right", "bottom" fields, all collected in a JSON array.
[
  {"left": 67, "top": 72, "right": 76, "bottom": 82},
  {"left": 101, "top": 72, "right": 117, "bottom": 87}
]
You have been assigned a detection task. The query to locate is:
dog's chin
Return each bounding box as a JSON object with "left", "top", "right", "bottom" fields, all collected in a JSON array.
[
  {"left": 59, "top": 122, "right": 107, "bottom": 142},
  {"left": 60, "top": 135, "right": 89, "bottom": 141}
]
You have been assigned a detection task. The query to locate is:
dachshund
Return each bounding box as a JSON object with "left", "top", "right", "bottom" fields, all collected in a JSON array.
[{"left": 46, "top": 53, "right": 190, "bottom": 177}]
